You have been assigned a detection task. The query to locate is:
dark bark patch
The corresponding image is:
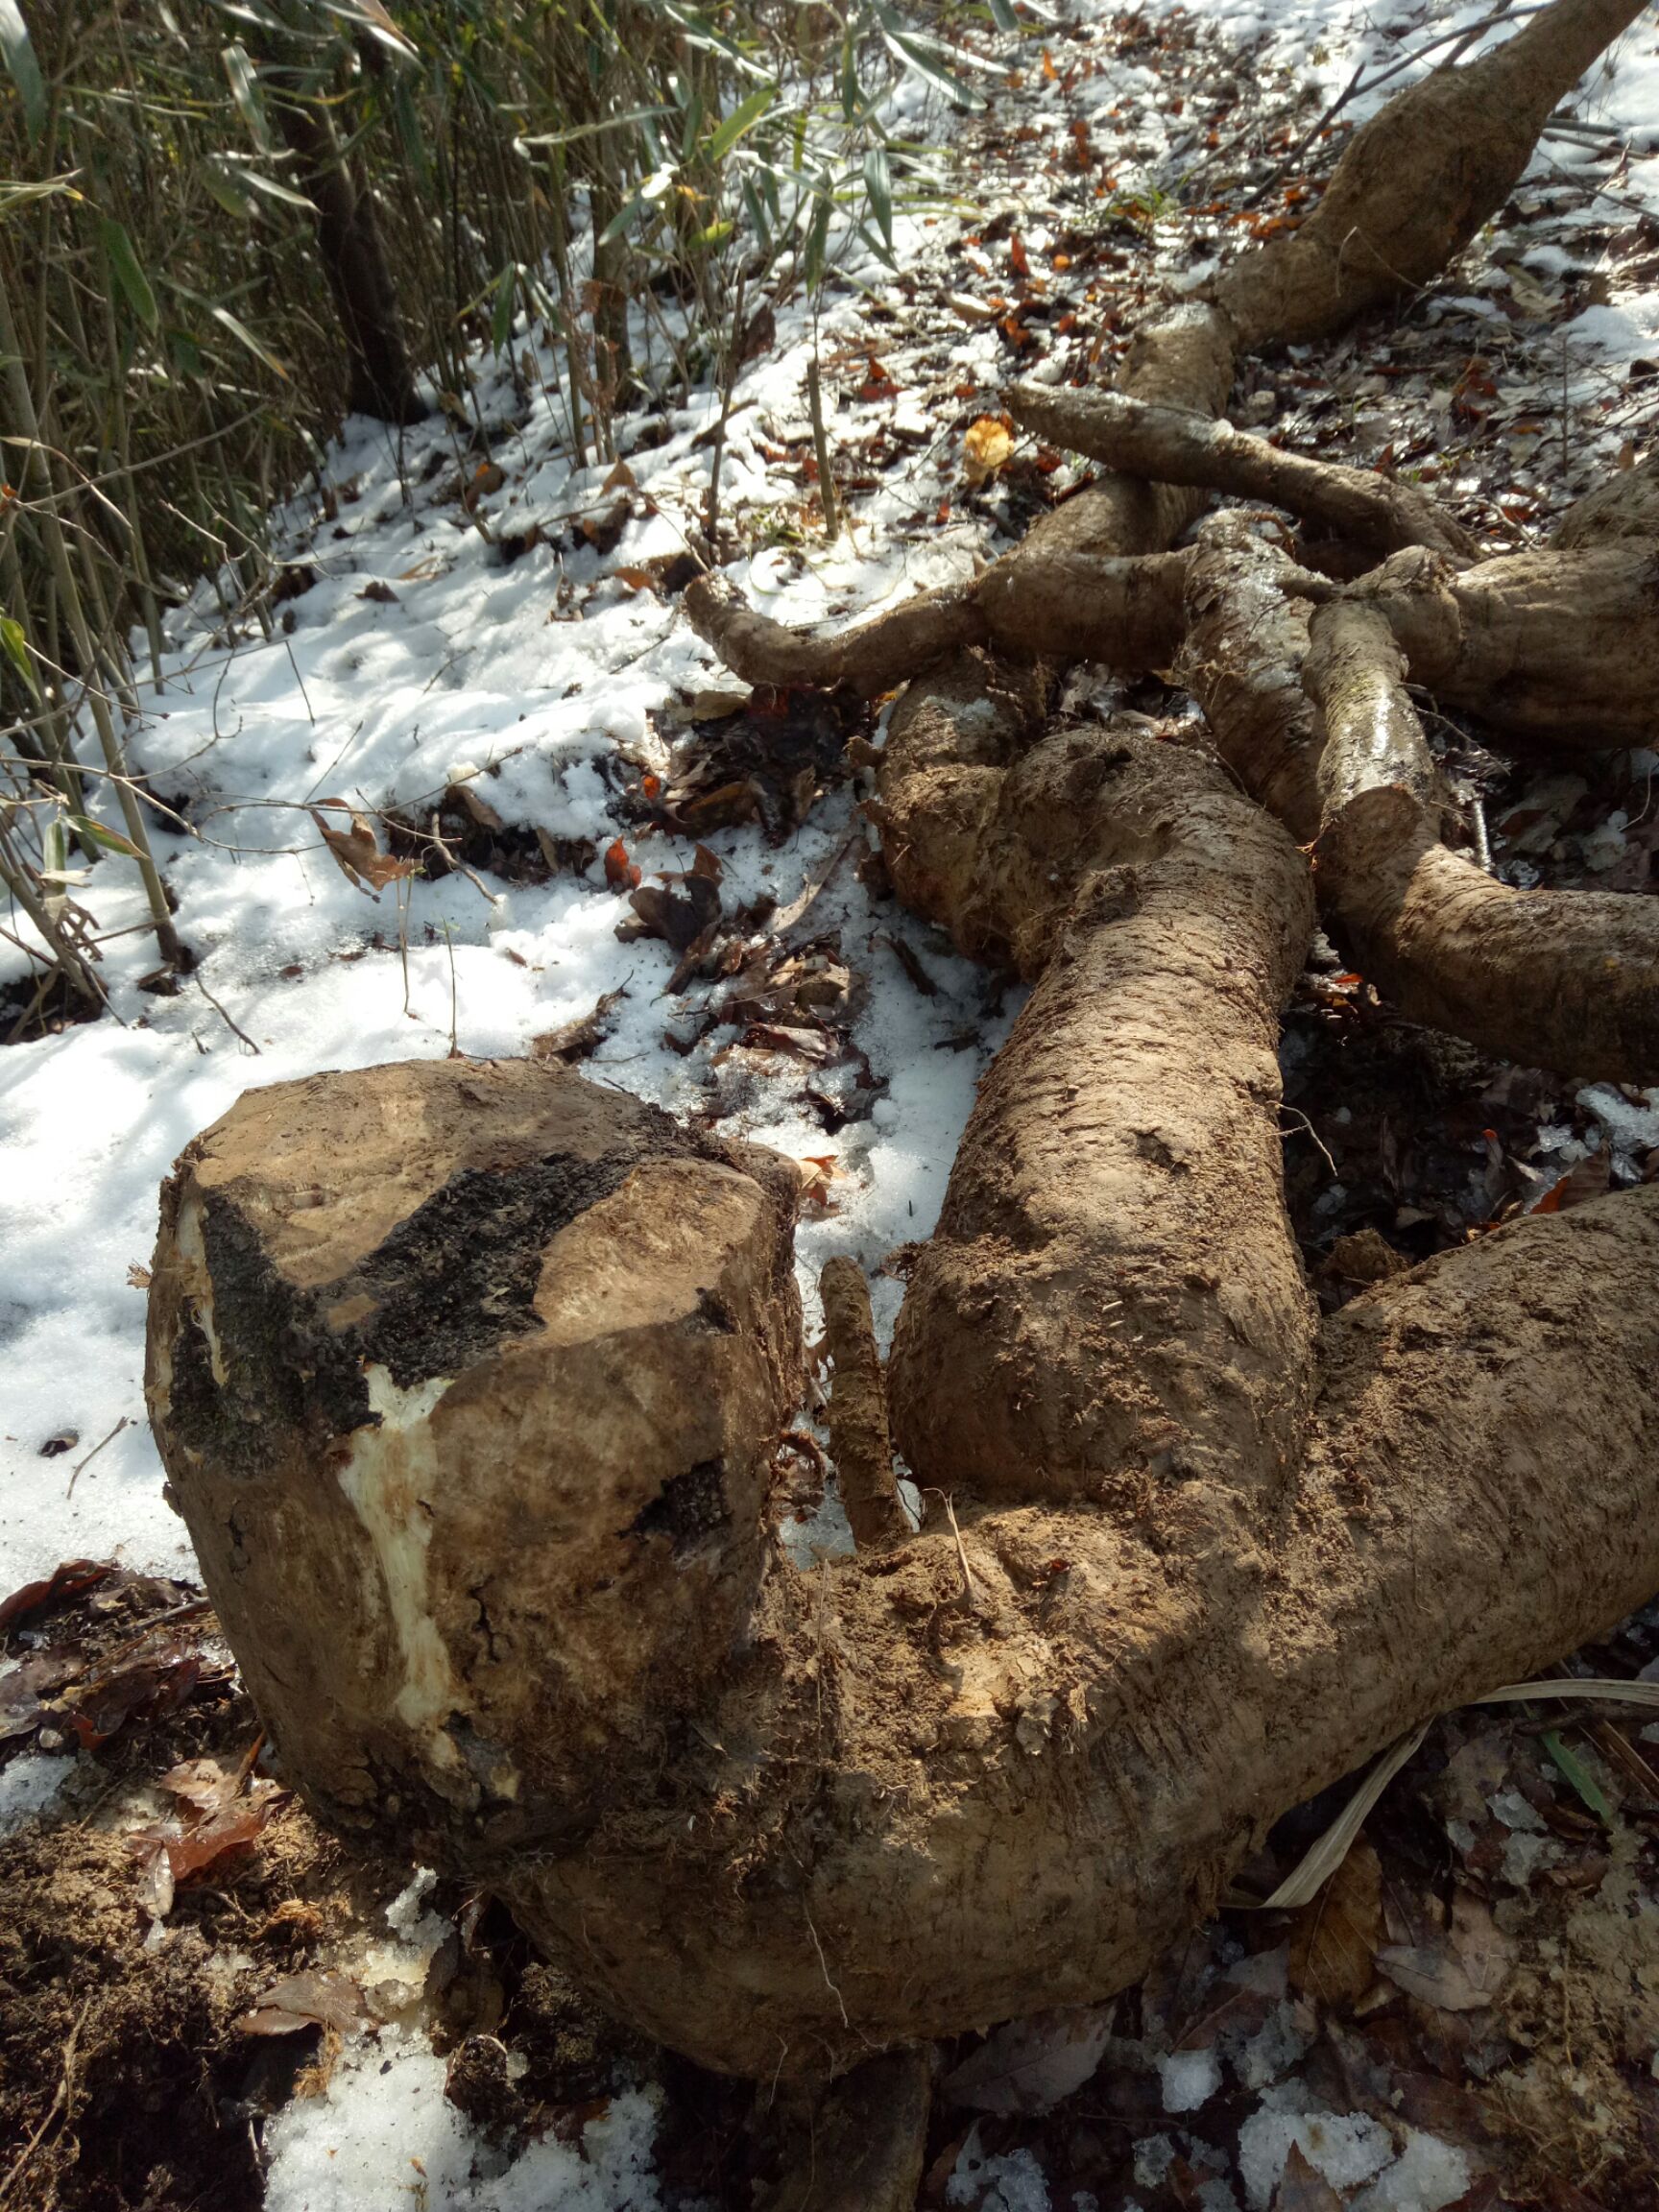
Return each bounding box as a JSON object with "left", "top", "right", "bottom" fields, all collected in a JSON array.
[{"left": 629, "top": 1458, "right": 730, "bottom": 1557}]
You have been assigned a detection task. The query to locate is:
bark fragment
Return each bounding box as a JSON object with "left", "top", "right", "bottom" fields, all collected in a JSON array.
[{"left": 818, "top": 1258, "right": 906, "bottom": 1551}]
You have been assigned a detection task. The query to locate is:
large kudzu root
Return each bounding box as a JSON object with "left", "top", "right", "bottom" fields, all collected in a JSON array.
[
  {"left": 1349, "top": 540, "right": 1659, "bottom": 747},
  {"left": 875, "top": 668, "right": 1316, "bottom": 1503},
  {"left": 148, "top": 1065, "right": 1659, "bottom": 2080},
  {"left": 1008, "top": 383, "right": 1472, "bottom": 560},
  {"left": 685, "top": 549, "right": 1204, "bottom": 699},
  {"left": 1209, "top": 0, "right": 1652, "bottom": 347},
  {"left": 1184, "top": 528, "right": 1659, "bottom": 1081}
]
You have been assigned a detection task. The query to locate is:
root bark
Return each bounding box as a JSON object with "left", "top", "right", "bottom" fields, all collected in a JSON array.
[
  {"left": 1009, "top": 384, "right": 1472, "bottom": 559},
  {"left": 1185, "top": 529, "right": 1659, "bottom": 1080}
]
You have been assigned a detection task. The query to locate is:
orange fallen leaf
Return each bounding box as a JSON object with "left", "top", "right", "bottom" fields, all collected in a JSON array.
[
  {"left": 603, "top": 836, "right": 641, "bottom": 891},
  {"left": 963, "top": 416, "right": 1015, "bottom": 489}
]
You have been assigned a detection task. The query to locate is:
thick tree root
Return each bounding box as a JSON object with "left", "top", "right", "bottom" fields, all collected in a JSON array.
[
  {"left": 149, "top": 1062, "right": 1659, "bottom": 2080},
  {"left": 684, "top": 552, "right": 1202, "bottom": 699},
  {"left": 875, "top": 667, "right": 1316, "bottom": 1503},
  {"left": 1185, "top": 529, "right": 1659, "bottom": 1081},
  {"left": 1350, "top": 541, "right": 1659, "bottom": 746},
  {"left": 143, "top": 0, "right": 1659, "bottom": 2104},
  {"left": 1008, "top": 384, "right": 1472, "bottom": 559},
  {"left": 1207, "top": 0, "right": 1651, "bottom": 347}
]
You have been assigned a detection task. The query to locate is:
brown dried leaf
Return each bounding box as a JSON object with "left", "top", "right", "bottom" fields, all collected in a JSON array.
[
  {"left": 603, "top": 836, "right": 641, "bottom": 891},
  {"left": 1272, "top": 2145, "right": 1343, "bottom": 2212},
  {"left": 529, "top": 987, "right": 626, "bottom": 1066},
  {"left": 1531, "top": 1145, "right": 1611, "bottom": 1214},
  {"left": 0, "top": 1559, "right": 111, "bottom": 1637},
  {"left": 237, "top": 1969, "right": 364, "bottom": 2037},
  {"left": 165, "top": 1795, "right": 276, "bottom": 1880},
  {"left": 943, "top": 2003, "right": 1114, "bottom": 2116},
  {"left": 629, "top": 872, "right": 721, "bottom": 952},
  {"left": 1377, "top": 1889, "right": 1515, "bottom": 2012},
  {"left": 1288, "top": 1838, "right": 1382, "bottom": 2009},
  {"left": 309, "top": 803, "right": 416, "bottom": 896},
  {"left": 159, "top": 1755, "right": 243, "bottom": 1816},
  {"left": 963, "top": 415, "right": 1015, "bottom": 488}
]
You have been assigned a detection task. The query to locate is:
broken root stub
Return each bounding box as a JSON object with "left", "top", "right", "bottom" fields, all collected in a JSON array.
[{"left": 146, "top": 1056, "right": 802, "bottom": 1845}]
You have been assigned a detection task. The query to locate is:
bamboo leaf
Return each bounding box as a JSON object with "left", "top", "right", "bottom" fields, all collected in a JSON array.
[
  {"left": 391, "top": 78, "right": 431, "bottom": 190},
  {"left": 0, "top": 0, "right": 45, "bottom": 142},
  {"left": 705, "top": 84, "right": 774, "bottom": 165},
  {"left": 318, "top": 0, "right": 417, "bottom": 60},
  {"left": 863, "top": 143, "right": 893, "bottom": 257},
  {"left": 986, "top": 0, "right": 1019, "bottom": 29},
  {"left": 66, "top": 812, "right": 143, "bottom": 860},
  {"left": 1542, "top": 1730, "right": 1615, "bottom": 1825},
  {"left": 209, "top": 303, "right": 289, "bottom": 379},
  {"left": 0, "top": 613, "right": 38, "bottom": 698},
  {"left": 803, "top": 183, "right": 831, "bottom": 296},
  {"left": 220, "top": 41, "right": 271, "bottom": 152},
  {"left": 236, "top": 167, "right": 317, "bottom": 212},
  {"left": 100, "top": 217, "right": 159, "bottom": 333},
  {"left": 203, "top": 161, "right": 256, "bottom": 220}
]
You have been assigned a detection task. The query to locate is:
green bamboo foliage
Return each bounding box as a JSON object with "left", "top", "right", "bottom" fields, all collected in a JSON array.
[{"left": 0, "top": 0, "right": 970, "bottom": 1025}]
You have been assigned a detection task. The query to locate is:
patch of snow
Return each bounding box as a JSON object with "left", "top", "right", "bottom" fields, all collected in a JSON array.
[
  {"left": 1351, "top": 2129, "right": 1473, "bottom": 2212},
  {"left": 948, "top": 2127, "right": 1051, "bottom": 2212},
  {"left": 1233, "top": 1999, "right": 1311, "bottom": 2091},
  {"left": 0, "top": 1751, "right": 75, "bottom": 1832},
  {"left": 1579, "top": 1083, "right": 1659, "bottom": 1159},
  {"left": 1161, "top": 2046, "right": 1222, "bottom": 2113},
  {"left": 1237, "top": 2094, "right": 1393, "bottom": 2210},
  {"left": 262, "top": 2032, "right": 661, "bottom": 2210}
]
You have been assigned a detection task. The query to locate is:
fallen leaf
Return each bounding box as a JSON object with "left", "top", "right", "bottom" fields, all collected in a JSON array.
[
  {"left": 963, "top": 416, "right": 1015, "bottom": 488},
  {"left": 1377, "top": 1889, "right": 1515, "bottom": 2012},
  {"left": 944, "top": 2004, "right": 1114, "bottom": 2116},
  {"left": 0, "top": 1652, "right": 84, "bottom": 1742},
  {"left": 358, "top": 579, "right": 399, "bottom": 605},
  {"left": 1531, "top": 1146, "right": 1611, "bottom": 1214},
  {"left": 309, "top": 803, "right": 416, "bottom": 896},
  {"left": 603, "top": 837, "right": 642, "bottom": 892},
  {"left": 601, "top": 457, "right": 637, "bottom": 495},
  {"left": 237, "top": 1969, "right": 364, "bottom": 2037},
  {"left": 529, "top": 987, "right": 626, "bottom": 1066},
  {"left": 1288, "top": 1839, "right": 1382, "bottom": 2008},
  {"left": 0, "top": 1560, "right": 111, "bottom": 1638},
  {"left": 628, "top": 870, "right": 721, "bottom": 952},
  {"left": 160, "top": 1755, "right": 246, "bottom": 1817},
  {"left": 1272, "top": 2144, "right": 1343, "bottom": 2212}
]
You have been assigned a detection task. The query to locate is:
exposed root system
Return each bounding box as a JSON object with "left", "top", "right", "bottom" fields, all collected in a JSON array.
[{"left": 142, "top": 0, "right": 1659, "bottom": 2107}]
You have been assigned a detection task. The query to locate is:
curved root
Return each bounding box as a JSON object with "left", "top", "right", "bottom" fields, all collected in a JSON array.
[
  {"left": 1185, "top": 529, "right": 1659, "bottom": 1082},
  {"left": 1009, "top": 383, "right": 1472, "bottom": 561}
]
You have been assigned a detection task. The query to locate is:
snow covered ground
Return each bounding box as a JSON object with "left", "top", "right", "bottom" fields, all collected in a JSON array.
[{"left": 6, "top": 0, "right": 1659, "bottom": 2204}]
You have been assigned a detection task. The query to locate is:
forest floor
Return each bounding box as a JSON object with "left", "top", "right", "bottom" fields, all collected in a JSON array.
[{"left": 5, "top": 0, "right": 1659, "bottom": 2205}]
